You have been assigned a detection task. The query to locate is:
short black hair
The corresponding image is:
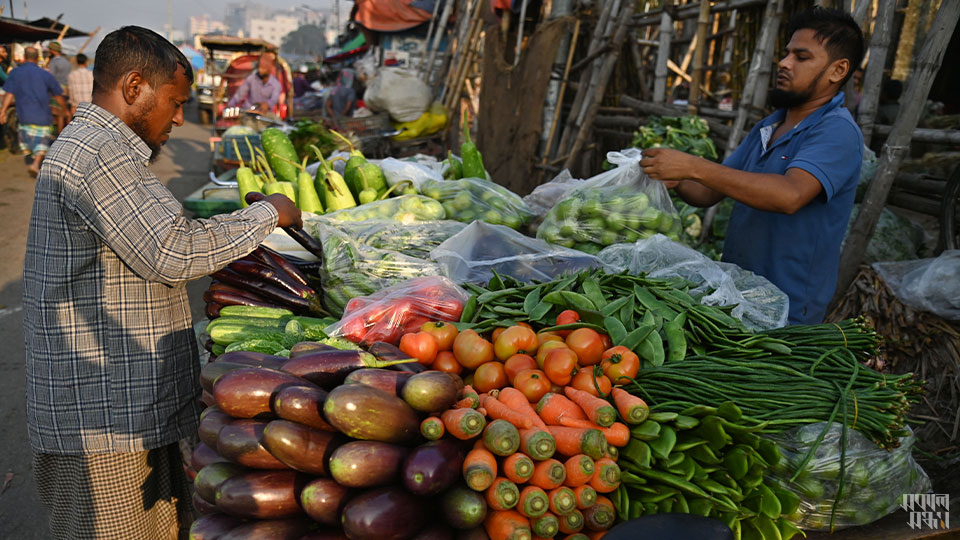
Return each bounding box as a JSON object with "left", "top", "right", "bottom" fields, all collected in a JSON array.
[
  {"left": 93, "top": 26, "right": 193, "bottom": 95},
  {"left": 76, "top": 53, "right": 88, "bottom": 65},
  {"left": 787, "top": 7, "right": 865, "bottom": 87}
]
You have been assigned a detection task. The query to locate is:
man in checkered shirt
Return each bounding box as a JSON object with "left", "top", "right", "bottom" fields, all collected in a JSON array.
[
  {"left": 23, "top": 26, "right": 301, "bottom": 539},
  {"left": 67, "top": 52, "right": 93, "bottom": 115}
]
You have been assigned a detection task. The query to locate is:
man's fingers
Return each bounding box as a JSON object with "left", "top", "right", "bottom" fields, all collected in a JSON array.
[{"left": 245, "top": 192, "right": 266, "bottom": 205}]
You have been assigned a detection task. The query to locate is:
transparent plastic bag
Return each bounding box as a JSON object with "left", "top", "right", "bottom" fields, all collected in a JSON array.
[
  {"left": 855, "top": 145, "right": 878, "bottom": 201},
  {"left": 536, "top": 149, "right": 682, "bottom": 255},
  {"left": 328, "top": 219, "right": 467, "bottom": 259},
  {"left": 379, "top": 157, "right": 444, "bottom": 192},
  {"left": 597, "top": 234, "right": 789, "bottom": 330},
  {"left": 873, "top": 250, "right": 960, "bottom": 321},
  {"left": 522, "top": 169, "right": 586, "bottom": 220},
  {"left": 420, "top": 177, "right": 534, "bottom": 229},
  {"left": 324, "top": 276, "right": 469, "bottom": 345},
  {"left": 843, "top": 205, "right": 924, "bottom": 263},
  {"left": 766, "top": 422, "right": 931, "bottom": 531},
  {"left": 430, "top": 221, "right": 608, "bottom": 284},
  {"left": 319, "top": 195, "right": 446, "bottom": 223}
]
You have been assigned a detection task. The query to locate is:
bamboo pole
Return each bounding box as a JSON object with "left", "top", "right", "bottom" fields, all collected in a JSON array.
[
  {"left": 835, "top": 0, "right": 960, "bottom": 303},
  {"left": 705, "top": 10, "right": 720, "bottom": 92},
  {"left": 442, "top": 0, "right": 483, "bottom": 107},
  {"left": 542, "top": 18, "right": 581, "bottom": 165},
  {"left": 670, "top": 32, "right": 698, "bottom": 93},
  {"left": 514, "top": 0, "right": 532, "bottom": 66},
  {"left": 76, "top": 26, "right": 101, "bottom": 55},
  {"left": 891, "top": 0, "right": 923, "bottom": 81},
  {"left": 688, "top": 0, "right": 711, "bottom": 113},
  {"left": 57, "top": 25, "right": 70, "bottom": 42},
  {"left": 445, "top": 12, "right": 485, "bottom": 113},
  {"left": 422, "top": 0, "right": 454, "bottom": 84},
  {"left": 653, "top": 8, "right": 673, "bottom": 103},
  {"left": 857, "top": 0, "right": 894, "bottom": 147}
]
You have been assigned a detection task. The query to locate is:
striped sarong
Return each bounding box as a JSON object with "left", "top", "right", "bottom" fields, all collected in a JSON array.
[{"left": 18, "top": 123, "right": 54, "bottom": 156}]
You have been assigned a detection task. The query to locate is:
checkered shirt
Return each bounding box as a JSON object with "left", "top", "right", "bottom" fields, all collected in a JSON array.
[
  {"left": 67, "top": 67, "right": 93, "bottom": 108},
  {"left": 23, "top": 102, "right": 279, "bottom": 455}
]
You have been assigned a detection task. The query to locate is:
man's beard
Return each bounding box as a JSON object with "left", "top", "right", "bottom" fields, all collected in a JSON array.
[
  {"left": 129, "top": 104, "right": 164, "bottom": 162},
  {"left": 769, "top": 67, "right": 827, "bottom": 109}
]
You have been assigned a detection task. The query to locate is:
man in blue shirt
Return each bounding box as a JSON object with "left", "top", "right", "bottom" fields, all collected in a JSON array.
[
  {"left": 0, "top": 46, "right": 70, "bottom": 175},
  {"left": 640, "top": 7, "right": 864, "bottom": 325}
]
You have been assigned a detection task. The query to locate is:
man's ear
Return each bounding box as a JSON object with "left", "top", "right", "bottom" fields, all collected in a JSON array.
[
  {"left": 829, "top": 58, "right": 850, "bottom": 85},
  {"left": 121, "top": 72, "right": 146, "bottom": 105}
]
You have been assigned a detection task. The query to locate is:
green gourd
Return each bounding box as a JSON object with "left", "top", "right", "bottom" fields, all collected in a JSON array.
[
  {"left": 311, "top": 145, "right": 356, "bottom": 212},
  {"left": 460, "top": 112, "right": 486, "bottom": 179},
  {"left": 260, "top": 127, "right": 300, "bottom": 184},
  {"left": 443, "top": 151, "right": 463, "bottom": 180},
  {"left": 331, "top": 130, "right": 387, "bottom": 199},
  {"left": 274, "top": 154, "right": 324, "bottom": 214},
  {"left": 233, "top": 139, "right": 262, "bottom": 208}
]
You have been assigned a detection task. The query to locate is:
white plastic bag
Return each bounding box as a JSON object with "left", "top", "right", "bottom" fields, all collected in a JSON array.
[
  {"left": 379, "top": 157, "right": 444, "bottom": 192},
  {"left": 363, "top": 67, "right": 432, "bottom": 122},
  {"left": 522, "top": 169, "right": 586, "bottom": 219},
  {"left": 873, "top": 250, "right": 960, "bottom": 321}
]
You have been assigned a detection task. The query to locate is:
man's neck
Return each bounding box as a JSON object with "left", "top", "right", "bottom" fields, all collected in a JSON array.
[{"left": 784, "top": 91, "right": 837, "bottom": 127}]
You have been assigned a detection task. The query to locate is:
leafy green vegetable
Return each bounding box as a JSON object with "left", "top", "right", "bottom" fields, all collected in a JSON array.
[
  {"left": 632, "top": 115, "right": 718, "bottom": 161},
  {"left": 288, "top": 120, "right": 339, "bottom": 164}
]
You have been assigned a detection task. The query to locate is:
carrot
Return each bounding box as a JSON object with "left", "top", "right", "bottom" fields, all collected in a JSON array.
[
  {"left": 486, "top": 477, "right": 521, "bottom": 511},
  {"left": 484, "top": 509, "right": 531, "bottom": 540},
  {"left": 546, "top": 426, "right": 607, "bottom": 460},
  {"left": 463, "top": 446, "right": 498, "bottom": 491},
  {"left": 572, "top": 484, "right": 597, "bottom": 509},
  {"left": 443, "top": 407, "right": 487, "bottom": 440},
  {"left": 457, "top": 384, "right": 481, "bottom": 409},
  {"left": 499, "top": 387, "right": 547, "bottom": 428},
  {"left": 530, "top": 512, "right": 560, "bottom": 539},
  {"left": 588, "top": 458, "right": 620, "bottom": 493},
  {"left": 557, "top": 509, "right": 584, "bottom": 534},
  {"left": 421, "top": 416, "right": 445, "bottom": 440},
  {"left": 610, "top": 387, "right": 649, "bottom": 424},
  {"left": 547, "top": 486, "right": 577, "bottom": 516},
  {"left": 562, "top": 455, "right": 595, "bottom": 487},
  {"left": 481, "top": 394, "right": 535, "bottom": 430},
  {"left": 558, "top": 419, "right": 630, "bottom": 448},
  {"left": 586, "top": 532, "right": 606, "bottom": 540},
  {"left": 529, "top": 458, "right": 566, "bottom": 490},
  {"left": 563, "top": 387, "right": 617, "bottom": 427},
  {"left": 477, "top": 407, "right": 488, "bottom": 417},
  {"left": 536, "top": 393, "right": 587, "bottom": 426},
  {"left": 484, "top": 419, "right": 522, "bottom": 456},
  {"left": 519, "top": 429, "right": 556, "bottom": 461},
  {"left": 583, "top": 495, "right": 615, "bottom": 531},
  {"left": 562, "top": 534, "right": 589, "bottom": 540},
  {"left": 503, "top": 453, "right": 535, "bottom": 484},
  {"left": 516, "top": 485, "right": 549, "bottom": 518}
]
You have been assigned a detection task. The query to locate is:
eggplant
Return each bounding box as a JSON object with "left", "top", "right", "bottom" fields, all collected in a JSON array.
[
  {"left": 229, "top": 259, "right": 316, "bottom": 299},
  {"left": 211, "top": 290, "right": 285, "bottom": 310},
  {"left": 261, "top": 420, "right": 345, "bottom": 475},
  {"left": 297, "top": 530, "right": 350, "bottom": 540},
  {"left": 280, "top": 350, "right": 415, "bottom": 389},
  {"left": 343, "top": 368, "right": 414, "bottom": 396},
  {"left": 271, "top": 385, "right": 335, "bottom": 432},
  {"left": 258, "top": 245, "right": 313, "bottom": 288},
  {"left": 217, "top": 351, "right": 289, "bottom": 368},
  {"left": 213, "top": 367, "right": 314, "bottom": 419},
  {"left": 192, "top": 491, "right": 220, "bottom": 515},
  {"left": 441, "top": 484, "right": 488, "bottom": 530},
  {"left": 207, "top": 301, "right": 223, "bottom": 319},
  {"left": 195, "top": 462, "right": 248, "bottom": 504},
  {"left": 323, "top": 384, "right": 420, "bottom": 444},
  {"left": 202, "top": 390, "right": 217, "bottom": 408},
  {"left": 289, "top": 341, "right": 338, "bottom": 358},
  {"left": 367, "top": 342, "right": 425, "bottom": 373},
  {"left": 217, "top": 419, "right": 290, "bottom": 470},
  {"left": 212, "top": 268, "right": 320, "bottom": 314},
  {"left": 283, "top": 225, "right": 326, "bottom": 262},
  {"left": 198, "top": 407, "right": 234, "bottom": 448},
  {"left": 401, "top": 439, "right": 465, "bottom": 496},
  {"left": 341, "top": 487, "right": 427, "bottom": 540},
  {"left": 219, "top": 517, "right": 314, "bottom": 540},
  {"left": 192, "top": 442, "right": 230, "bottom": 471},
  {"left": 201, "top": 362, "right": 253, "bottom": 395},
  {"left": 188, "top": 512, "right": 245, "bottom": 539},
  {"left": 411, "top": 524, "right": 454, "bottom": 540},
  {"left": 456, "top": 528, "right": 490, "bottom": 540},
  {"left": 328, "top": 441, "right": 409, "bottom": 488},
  {"left": 299, "top": 477, "right": 352, "bottom": 526},
  {"left": 215, "top": 469, "right": 307, "bottom": 519},
  {"left": 400, "top": 371, "right": 460, "bottom": 413}
]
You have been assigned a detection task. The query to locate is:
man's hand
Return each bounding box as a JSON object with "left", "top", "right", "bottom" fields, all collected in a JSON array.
[
  {"left": 639, "top": 147, "right": 703, "bottom": 187},
  {"left": 245, "top": 192, "right": 303, "bottom": 229},
  {"left": 0, "top": 110, "right": 7, "bottom": 125},
  {"left": 255, "top": 102, "right": 269, "bottom": 114}
]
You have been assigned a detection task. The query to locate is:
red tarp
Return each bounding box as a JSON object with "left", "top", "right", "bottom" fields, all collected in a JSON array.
[{"left": 353, "top": 0, "right": 433, "bottom": 33}]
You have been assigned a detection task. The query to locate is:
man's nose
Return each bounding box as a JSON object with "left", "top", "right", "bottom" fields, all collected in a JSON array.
[{"left": 172, "top": 106, "right": 184, "bottom": 127}]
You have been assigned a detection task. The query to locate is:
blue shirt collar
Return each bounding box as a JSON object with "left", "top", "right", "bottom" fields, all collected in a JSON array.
[{"left": 762, "top": 91, "right": 847, "bottom": 130}]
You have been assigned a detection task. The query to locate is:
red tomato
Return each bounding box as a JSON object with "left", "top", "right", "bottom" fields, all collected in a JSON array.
[
  {"left": 504, "top": 354, "right": 538, "bottom": 384},
  {"left": 344, "top": 296, "right": 371, "bottom": 314},
  {"left": 555, "top": 310, "right": 581, "bottom": 337},
  {"left": 339, "top": 315, "right": 368, "bottom": 344},
  {"left": 571, "top": 367, "right": 612, "bottom": 397},
  {"left": 600, "top": 333, "right": 613, "bottom": 350},
  {"left": 433, "top": 351, "right": 462, "bottom": 375},
  {"left": 363, "top": 321, "right": 403, "bottom": 345},
  {"left": 600, "top": 346, "right": 640, "bottom": 384},
  {"left": 494, "top": 325, "right": 540, "bottom": 361},
  {"left": 514, "top": 369, "right": 552, "bottom": 402},
  {"left": 399, "top": 332, "right": 440, "bottom": 365},
  {"left": 566, "top": 328, "right": 605, "bottom": 366},
  {"left": 401, "top": 316, "right": 430, "bottom": 335},
  {"left": 490, "top": 327, "right": 506, "bottom": 343},
  {"left": 421, "top": 321, "right": 459, "bottom": 351},
  {"left": 543, "top": 348, "right": 580, "bottom": 386},
  {"left": 537, "top": 331, "right": 565, "bottom": 348},
  {"left": 536, "top": 340, "right": 569, "bottom": 370},
  {"left": 473, "top": 362, "right": 508, "bottom": 393},
  {"left": 453, "top": 329, "right": 495, "bottom": 369}
]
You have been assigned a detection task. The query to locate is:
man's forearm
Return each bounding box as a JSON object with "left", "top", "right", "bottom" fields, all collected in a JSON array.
[
  {"left": 689, "top": 159, "right": 819, "bottom": 215},
  {"left": 673, "top": 179, "right": 725, "bottom": 208}
]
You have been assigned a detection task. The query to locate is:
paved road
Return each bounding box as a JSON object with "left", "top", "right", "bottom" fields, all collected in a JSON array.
[{"left": 0, "top": 103, "right": 214, "bottom": 538}]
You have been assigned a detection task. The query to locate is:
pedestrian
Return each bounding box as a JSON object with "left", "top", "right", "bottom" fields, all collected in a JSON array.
[
  {"left": 0, "top": 45, "right": 11, "bottom": 84},
  {"left": 0, "top": 46, "right": 70, "bottom": 176},
  {"left": 46, "top": 41, "right": 72, "bottom": 132},
  {"left": 324, "top": 68, "right": 357, "bottom": 125},
  {"left": 639, "top": 6, "right": 865, "bottom": 325},
  {"left": 67, "top": 53, "right": 93, "bottom": 115},
  {"left": 226, "top": 52, "right": 282, "bottom": 114},
  {"left": 22, "top": 26, "right": 301, "bottom": 540}
]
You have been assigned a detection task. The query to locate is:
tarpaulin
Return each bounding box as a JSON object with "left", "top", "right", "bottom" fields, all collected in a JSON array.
[{"left": 353, "top": 0, "right": 433, "bottom": 32}]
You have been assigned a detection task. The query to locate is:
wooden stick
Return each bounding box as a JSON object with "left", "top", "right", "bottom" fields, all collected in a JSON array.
[
  {"left": 76, "top": 27, "right": 101, "bottom": 55},
  {"left": 667, "top": 59, "right": 714, "bottom": 98},
  {"left": 514, "top": 0, "right": 532, "bottom": 66},
  {"left": 652, "top": 8, "right": 672, "bottom": 103},
  {"left": 57, "top": 25, "right": 71, "bottom": 42},
  {"left": 704, "top": 10, "right": 720, "bottom": 94},
  {"left": 671, "top": 33, "right": 698, "bottom": 91},
  {"left": 445, "top": 6, "right": 485, "bottom": 113},
  {"left": 541, "top": 18, "right": 581, "bottom": 165},
  {"left": 857, "top": 0, "right": 895, "bottom": 146}
]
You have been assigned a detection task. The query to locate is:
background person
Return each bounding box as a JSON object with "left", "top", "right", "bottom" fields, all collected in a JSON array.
[
  {"left": 67, "top": 53, "right": 93, "bottom": 115},
  {"left": 46, "top": 41, "right": 71, "bottom": 132},
  {"left": 226, "top": 53, "right": 281, "bottom": 114}
]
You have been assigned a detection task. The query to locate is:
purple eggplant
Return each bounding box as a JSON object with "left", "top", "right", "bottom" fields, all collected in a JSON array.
[
  {"left": 261, "top": 420, "right": 345, "bottom": 475},
  {"left": 283, "top": 226, "right": 325, "bottom": 262},
  {"left": 328, "top": 441, "right": 410, "bottom": 488},
  {"left": 194, "top": 461, "right": 248, "bottom": 504},
  {"left": 212, "top": 268, "right": 321, "bottom": 314},
  {"left": 401, "top": 439, "right": 465, "bottom": 496},
  {"left": 411, "top": 524, "right": 454, "bottom": 540},
  {"left": 271, "top": 385, "right": 336, "bottom": 432},
  {"left": 229, "top": 259, "right": 316, "bottom": 300},
  {"left": 215, "top": 470, "right": 307, "bottom": 520},
  {"left": 280, "top": 350, "right": 415, "bottom": 389},
  {"left": 297, "top": 530, "right": 350, "bottom": 540},
  {"left": 210, "top": 290, "right": 285, "bottom": 310},
  {"left": 400, "top": 371, "right": 461, "bottom": 413},
  {"left": 216, "top": 419, "right": 290, "bottom": 470},
  {"left": 198, "top": 407, "right": 234, "bottom": 449},
  {"left": 323, "top": 384, "right": 420, "bottom": 445},
  {"left": 341, "top": 487, "right": 427, "bottom": 540},
  {"left": 188, "top": 512, "right": 245, "bottom": 539},
  {"left": 367, "top": 342, "right": 426, "bottom": 373},
  {"left": 258, "top": 245, "right": 313, "bottom": 288},
  {"left": 343, "top": 368, "right": 414, "bottom": 396},
  {"left": 192, "top": 491, "right": 221, "bottom": 515},
  {"left": 289, "top": 341, "right": 338, "bottom": 357},
  {"left": 299, "top": 477, "right": 352, "bottom": 526},
  {"left": 213, "top": 367, "right": 314, "bottom": 419},
  {"left": 191, "top": 442, "right": 230, "bottom": 472},
  {"left": 219, "top": 517, "right": 314, "bottom": 540}
]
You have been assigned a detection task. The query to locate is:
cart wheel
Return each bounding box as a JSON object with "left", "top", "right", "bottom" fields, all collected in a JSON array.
[{"left": 941, "top": 165, "right": 960, "bottom": 252}]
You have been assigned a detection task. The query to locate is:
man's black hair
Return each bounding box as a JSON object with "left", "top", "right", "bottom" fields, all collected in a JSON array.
[
  {"left": 93, "top": 26, "right": 194, "bottom": 95},
  {"left": 787, "top": 7, "right": 865, "bottom": 87},
  {"left": 76, "top": 53, "right": 88, "bottom": 65}
]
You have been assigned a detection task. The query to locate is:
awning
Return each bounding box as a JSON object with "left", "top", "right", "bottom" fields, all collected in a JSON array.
[
  {"left": 323, "top": 33, "right": 368, "bottom": 65},
  {"left": 27, "top": 17, "right": 92, "bottom": 39},
  {"left": 0, "top": 17, "right": 89, "bottom": 43},
  {"left": 199, "top": 36, "right": 278, "bottom": 54},
  {"left": 353, "top": 0, "right": 433, "bottom": 33}
]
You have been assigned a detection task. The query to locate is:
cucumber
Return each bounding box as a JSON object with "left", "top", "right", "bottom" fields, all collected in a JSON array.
[
  {"left": 219, "top": 305, "right": 295, "bottom": 319},
  {"left": 207, "top": 318, "right": 290, "bottom": 346}
]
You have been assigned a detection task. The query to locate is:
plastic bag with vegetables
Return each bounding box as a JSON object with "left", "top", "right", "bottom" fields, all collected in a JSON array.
[
  {"left": 522, "top": 169, "right": 586, "bottom": 224},
  {"left": 324, "top": 276, "right": 469, "bottom": 345},
  {"left": 536, "top": 149, "right": 682, "bottom": 255},
  {"left": 379, "top": 157, "right": 444, "bottom": 193},
  {"left": 327, "top": 219, "right": 467, "bottom": 259},
  {"left": 420, "top": 177, "right": 533, "bottom": 229},
  {"left": 319, "top": 194, "right": 446, "bottom": 224},
  {"left": 766, "top": 422, "right": 930, "bottom": 531}
]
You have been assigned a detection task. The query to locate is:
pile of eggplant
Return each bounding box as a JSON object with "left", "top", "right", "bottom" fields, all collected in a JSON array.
[{"left": 190, "top": 344, "right": 488, "bottom": 540}]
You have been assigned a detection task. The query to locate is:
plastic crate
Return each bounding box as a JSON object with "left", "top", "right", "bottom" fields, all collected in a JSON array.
[{"left": 183, "top": 183, "right": 242, "bottom": 218}]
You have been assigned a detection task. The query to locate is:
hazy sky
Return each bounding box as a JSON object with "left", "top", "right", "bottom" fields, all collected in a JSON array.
[{"left": 10, "top": 0, "right": 351, "bottom": 50}]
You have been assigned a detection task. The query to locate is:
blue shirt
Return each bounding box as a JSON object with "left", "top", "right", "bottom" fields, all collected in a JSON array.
[
  {"left": 721, "top": 92, "right": 863, "bottom": 325},
  {"left": 3, "top": 62, "right": 63, "bottom": 126}
]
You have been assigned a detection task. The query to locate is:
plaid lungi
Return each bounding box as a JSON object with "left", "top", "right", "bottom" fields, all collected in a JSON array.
[
  {"left": 33, "top": 442, "right": 194, "bottom": 540},
  {"left": 18, "top": 123, "right": 54, "bottom": 156}
]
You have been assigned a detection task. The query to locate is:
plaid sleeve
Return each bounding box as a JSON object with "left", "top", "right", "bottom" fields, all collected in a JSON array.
[{"left": 68, "top": 140, "right": 279, "bottom": 285}]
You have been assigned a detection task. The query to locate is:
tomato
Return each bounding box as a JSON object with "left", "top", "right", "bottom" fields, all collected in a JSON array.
[
  {"left": 473, "top": 361, "right": 508, "bottom": 393},
  {"left": 490, "top": 327, "right": 506, "bottom": 343},
  {"left": 339, "top": 315, "right": 368, "bottom": 344},
  {"left": 453, "top": 329, "right": 495, "bottom": 369},
  {"left": 543, "top": 347, "right": 580, "bottom": 386},
  {"left": 399, "top": 332, "right": 440, "bottom": 365},
  {"left": 600, "top": 333, "right": 613, "bottom": 350},
  {"left": 504, "top": 354, "right": 538, "bottom": 384},
  {"left": 401, "top": 316, "right": 430, "bottom": 335},
  {"left": 537, "top": 331, "right": 564, "bottom": 348},
  {"left": 494, "top": 325, "right": 540, "bottom": 361},
  {"left": 600, "top": 346, "right": 640, "bottom": 384},
  {"left": 566, "top": 328, "right": 605, "bottom": 366},
  {"left": 344, "top": 296, "right": 371, "bottom": 314},
  {"left": 513, "top": 369, "right": 551, "bottom": 402},
  {"left": 555, "top": 310, "right": 581, "bottom": 337},
  {"left": 363, "top": 321, "right": 403, "bottom": 345},
  {"left": 571, "top": 366, "right": 612, "bottom": 397},
  {"left": 421, "top": 321, "right": 459, "bottom": 351},
  {"left": 433, "top": 351, "right": 462, "bottom": 375},
  {"left": 536, "top": 340, "right": 569, "bottom": 369}
]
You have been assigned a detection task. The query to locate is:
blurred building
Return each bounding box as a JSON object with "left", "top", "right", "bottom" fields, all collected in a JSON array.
[
  {"left": 248, "top": 15, "right": 299, "bottom": 47},
  {"left": 190, "top": 14, "right": 226, "bottom": 37}
]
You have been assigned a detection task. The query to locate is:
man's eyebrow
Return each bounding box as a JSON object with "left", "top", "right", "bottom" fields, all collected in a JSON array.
[{"left": 787, "top": 47, "right": 813, "bottom": 55}]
